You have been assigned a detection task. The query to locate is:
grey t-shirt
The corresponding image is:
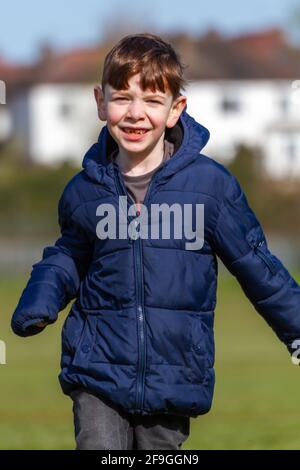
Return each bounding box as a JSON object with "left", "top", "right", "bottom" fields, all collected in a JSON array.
[{"left": 111, "top": 139, "right": 174, "bottom": 210}]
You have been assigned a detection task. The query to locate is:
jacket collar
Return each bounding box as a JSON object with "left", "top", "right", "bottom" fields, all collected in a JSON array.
[{"left": 82, "top": 109, "right": 210, "bottom": 187}]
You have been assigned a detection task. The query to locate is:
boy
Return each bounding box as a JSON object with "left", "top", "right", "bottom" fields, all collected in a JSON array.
[{"left": 12, "top": 33, "right": 300, "bottom": 450}]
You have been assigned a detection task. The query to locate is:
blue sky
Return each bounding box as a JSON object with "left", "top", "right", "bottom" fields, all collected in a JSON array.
[{"left": 0, "top": 0, "right": 299, "bottom": 62}]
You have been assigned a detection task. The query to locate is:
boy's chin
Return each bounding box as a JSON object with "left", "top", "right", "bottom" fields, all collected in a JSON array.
[{"left": 119, "top": 145, "right": 150, "bottom": 157}]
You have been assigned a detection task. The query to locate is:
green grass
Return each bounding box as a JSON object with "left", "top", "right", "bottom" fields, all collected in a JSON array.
[{"left": 1, "top": 272, "right": 300, "bottom": 449}]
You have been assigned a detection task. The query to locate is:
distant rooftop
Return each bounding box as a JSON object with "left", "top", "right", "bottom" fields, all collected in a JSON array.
[{"left": 1, "top": 28, "right": 299, "bottom": 93}]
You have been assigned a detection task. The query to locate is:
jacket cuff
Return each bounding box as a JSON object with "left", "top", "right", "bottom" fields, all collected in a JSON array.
[{"left": 11, "top": 316, "right": 49, "bottom": 337}]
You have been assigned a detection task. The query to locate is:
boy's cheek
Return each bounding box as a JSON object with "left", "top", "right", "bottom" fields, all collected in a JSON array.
[
  {"left": 107, "top": 124, "right": 120, "bottom": 139},
  {"left": 106, "top": 103, "right": 123, "bottom": 119},
  {"left": 106, "top": 116, "right": 124, "bottom": 131}
]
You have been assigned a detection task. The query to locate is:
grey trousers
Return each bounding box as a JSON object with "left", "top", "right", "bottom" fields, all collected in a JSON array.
[{"left": 70, "top": 387, "right": 190, "bottom": 450}]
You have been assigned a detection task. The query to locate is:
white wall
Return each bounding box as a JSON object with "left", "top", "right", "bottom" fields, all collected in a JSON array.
[
  {"left": 28, "top": 84, "right": 102, "bottom": 164},
  {"left": 9, "top": 80, "right": 300, "bottom": 179},
  {"left": 185, "top": 79, "right": 300, "bottom": 178}
]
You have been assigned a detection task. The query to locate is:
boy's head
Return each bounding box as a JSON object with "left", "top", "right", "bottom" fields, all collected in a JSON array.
[{"left": 94, "top": 33, "right": 187, "bottom": 159}]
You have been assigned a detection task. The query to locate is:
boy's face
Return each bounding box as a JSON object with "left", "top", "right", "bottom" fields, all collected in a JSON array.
[{"left": 94, "top": 73, "right": 187, "bottom": 159}]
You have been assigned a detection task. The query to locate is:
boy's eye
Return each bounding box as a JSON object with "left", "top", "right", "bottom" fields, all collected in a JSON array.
[{"left": 113, "top": 97, "right": 162, "bottom": 104}]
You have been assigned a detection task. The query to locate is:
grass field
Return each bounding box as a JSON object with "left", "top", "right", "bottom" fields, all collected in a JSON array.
[{"left": 1, "top": 271, "right": 300, "bottom": 450}]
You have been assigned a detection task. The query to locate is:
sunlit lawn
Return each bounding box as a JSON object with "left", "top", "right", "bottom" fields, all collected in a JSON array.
[{"left": 1, "top": 271, "right": 300, "bottom": 449}]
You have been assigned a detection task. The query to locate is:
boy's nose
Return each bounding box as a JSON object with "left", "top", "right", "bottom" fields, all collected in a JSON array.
[{"left": 126, "top": 100, "right": 146, "bottom": 120}]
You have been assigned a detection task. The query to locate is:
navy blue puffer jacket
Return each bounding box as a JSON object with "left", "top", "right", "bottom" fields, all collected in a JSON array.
[{"left": 12, "top": 110, "right": 300, "bottom": 417}]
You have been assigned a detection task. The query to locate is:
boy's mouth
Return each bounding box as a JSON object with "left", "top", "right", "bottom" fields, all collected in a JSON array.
[
  {"left": 120, "top": 127, "right": 151, "bottom": 141},
  {"left": 121, "top": 127, "right": 150, "bottom": 135}
]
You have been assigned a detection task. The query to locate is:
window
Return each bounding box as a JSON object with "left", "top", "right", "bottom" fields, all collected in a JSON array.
[
  {"left": 286, "top": 135, "right": 297, "bottom": 164},
  {"left": 278, "top": 95, "right": 289, "bottom": 115},
  {"left": 59, "top": 102, "right": 73, "bottom": 118},
  {"left": 220, "top": 95, "right": 240, "bottom": 113}
]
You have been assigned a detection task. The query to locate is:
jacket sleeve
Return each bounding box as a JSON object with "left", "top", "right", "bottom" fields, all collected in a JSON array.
[
  {"left": 212, "top": 173, "right": 300, "bottom": 355},
  {"left": 11, "top": 188, "right": 93, "bottom": 337}
]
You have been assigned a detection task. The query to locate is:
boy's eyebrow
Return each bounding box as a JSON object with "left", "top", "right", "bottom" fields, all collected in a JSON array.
[
  {"left": 144, "top": 93, "right": 166, "bottom": 100},
  {"left": 111, "top": 91, "right": 166, "bottom": 100}
]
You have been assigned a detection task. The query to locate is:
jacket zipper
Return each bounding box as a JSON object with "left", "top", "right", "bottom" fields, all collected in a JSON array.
[
  {"left": 253, "top": 240, "right": 277, "bottom": 275},
  {"left": 113, "top": 166, "right": 135, "bottom": 223},
  {"left": 134, "top": 177, "right": 156, "bottom": 411},
  {"left": 113, "top": 165, "right": 157, "bottom": 412}
]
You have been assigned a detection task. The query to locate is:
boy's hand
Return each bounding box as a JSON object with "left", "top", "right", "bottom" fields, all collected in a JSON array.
[{"left": 35, "top": 321, "right": 48, "bottom": 328}]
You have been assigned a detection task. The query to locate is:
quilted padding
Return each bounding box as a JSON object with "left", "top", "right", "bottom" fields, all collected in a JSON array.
[{"left": 11, "top": 110, "right": 300, "bottom": 417}]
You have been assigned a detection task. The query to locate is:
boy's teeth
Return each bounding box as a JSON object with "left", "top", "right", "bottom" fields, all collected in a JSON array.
[{"left": 124, "top": 128, "right": 147, "bottom": 134}]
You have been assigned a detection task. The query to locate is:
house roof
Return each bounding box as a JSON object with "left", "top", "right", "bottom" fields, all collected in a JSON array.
[
  {"left": 171, "top": 28, "right": 300, "bottom": 80},
  {"left": 1, "top": 28, "right": 299, "bottom": 94},
  {"left": 0, "top": 43, "right": 112, "bottom": 94}
]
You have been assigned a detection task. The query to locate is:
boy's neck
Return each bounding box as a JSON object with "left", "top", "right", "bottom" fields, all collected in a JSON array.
[{"left": 115, "top": 132, "right": 165, "bottom": 177}]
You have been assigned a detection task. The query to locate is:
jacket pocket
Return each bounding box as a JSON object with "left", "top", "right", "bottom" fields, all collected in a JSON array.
[
  {"left": 61, "top": 306, "right": 87, "bottom": 356},
  {"left": 71, "top": 314, "right": 95, "bottom": 369},
  {"left": 189, "top": 314, "right": 211, "bottom": 383},
  {"left": 248, "top": 238, "right": 279, "bottom": 275}
]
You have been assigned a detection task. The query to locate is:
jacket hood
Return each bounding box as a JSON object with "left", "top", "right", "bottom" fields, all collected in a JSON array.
[{"left": 82, "top": 109, "right": 210, "bottom": 187}]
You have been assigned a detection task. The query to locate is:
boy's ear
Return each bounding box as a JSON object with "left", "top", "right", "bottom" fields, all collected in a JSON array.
[
  {"left": 166, "top": 95, "right": 187, "bottom": 129},
  {"left": 94, "top": 85, "right": 107, "bottom": 121}
]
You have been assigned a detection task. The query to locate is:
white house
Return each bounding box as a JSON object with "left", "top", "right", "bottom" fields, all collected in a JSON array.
[
  {"left": 10, "top": 83, "right": 101, "bottom": 164},
  {"left": 1, "top": 31, "right": 300, "bottom": 179},
  {"left": 8, "top": 78, "right": 300, "bottom": 179},
  {"left": 186, "top": 79, "right": 300, "bottom": 179}
]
